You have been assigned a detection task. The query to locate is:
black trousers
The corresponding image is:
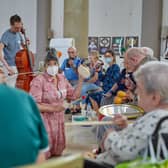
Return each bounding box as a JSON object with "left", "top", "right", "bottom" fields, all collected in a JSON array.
[{"left": 84, "top": 159, "right": 113, "bottom": 168}]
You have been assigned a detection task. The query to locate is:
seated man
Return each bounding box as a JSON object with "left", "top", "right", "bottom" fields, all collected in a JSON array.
[
  {"left": 0, "top": 69, "right": 48, "bottom": 168},
  {"left": 84, "top": 61, "right": 168, "bottom": 167},
  {"left": 61, "top": 47, "right": 81, "bottom": 86}
]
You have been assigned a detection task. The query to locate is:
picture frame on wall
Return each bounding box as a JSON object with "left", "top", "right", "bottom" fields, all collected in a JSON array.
[
  {"left": 99, "top": 37, "right": 111, "bottom": 54},
  {"left": 112, "top": 36, "right": 124, "bottom": 56},
  {"left": 88, "top": 37, "right": 99, "bottom": 52},
  {"left": 125, "top": 36, "right": 139, "bottom": 49}
]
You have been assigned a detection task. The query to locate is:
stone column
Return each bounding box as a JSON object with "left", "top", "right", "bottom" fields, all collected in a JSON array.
[
  {"left": 141, "top": 0, "right": 163, "bottom": 59},
  {"left": 64, "top": 0, "right": 88, "bottom": 58},
  {"left": 51, "top": 0, "right": 64, "bottom": 38}
]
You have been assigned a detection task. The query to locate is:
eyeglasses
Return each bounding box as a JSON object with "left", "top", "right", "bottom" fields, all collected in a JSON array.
[{"left": 68, "top": 51, "right": 75, "bottom": 54}]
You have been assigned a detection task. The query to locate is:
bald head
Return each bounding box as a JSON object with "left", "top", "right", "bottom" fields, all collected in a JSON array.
[{"left": 67, "top": 47, "right": 77, "bottom": 59}]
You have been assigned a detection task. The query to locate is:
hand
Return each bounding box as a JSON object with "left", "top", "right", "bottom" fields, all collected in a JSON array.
[
  {"left": 49, "top": 105, "right": 65, "bottom": 112},
  {"left": 0, "top": 71, "right": 6, "bottom": 83},
  {"left": 8, "top": 68, "right": 15, "bottom": 76},
  {"left": 84, "top": 152, "right": 96, "bottom": 159},
  {"left": 78, "top": 75, "right": 84, "bottom": 83},
  {"left": 112, "top": 114, "right": 128, "bottom": 129},
  {"left": 56, "top": 106, "right": 65, "bottom": 112},
  {"left": 26, "top": 38, "right": 30, "bottom": 45},
  {"left": 103, "top": 92, "right": 112, "bottom": 98},
  {"left": 68, "top": 59, "right": 74, "bottom": 67},
  {"left": 125, "top": 78, "right": 136, "bottom": 91},
  {"left": 126, "top": 90, "right": 134, "bottom": 101},
  {"left": 95, "top": 64, "right": 102, "bottom": 72}
]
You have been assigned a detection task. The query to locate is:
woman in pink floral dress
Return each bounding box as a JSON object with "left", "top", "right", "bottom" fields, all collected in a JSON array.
[{"left": 29, "top": 50, "right": 83, "bottom": 158}]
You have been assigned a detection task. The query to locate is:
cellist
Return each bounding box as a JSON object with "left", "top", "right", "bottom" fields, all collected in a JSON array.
[{"left": 0, "top": 14, "right": 28, "bottom": 87}]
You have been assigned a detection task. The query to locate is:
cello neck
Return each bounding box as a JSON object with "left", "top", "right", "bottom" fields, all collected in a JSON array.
[
  {"left": 21, "top": 28, "right": 29, "bottom": 50},
  {"left": 21, "top": 28, "right": 33, "bottom": 69}
]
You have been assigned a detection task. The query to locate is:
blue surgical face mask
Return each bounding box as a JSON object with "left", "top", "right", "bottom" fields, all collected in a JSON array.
[{"left": 105, "top": 57, "right": 113, "bottom": 64}]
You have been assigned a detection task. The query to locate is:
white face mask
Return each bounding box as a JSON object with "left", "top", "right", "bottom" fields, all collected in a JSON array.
[{"left": 47, "top": 66, "right": 59, "bottom": 76}]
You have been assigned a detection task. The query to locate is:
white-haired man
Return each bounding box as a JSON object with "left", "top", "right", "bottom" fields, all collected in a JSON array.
[
  {"left": 84, "top": 62, "right": 168, "bottom": 167},
  {"left": 61, "top": 47, "right": 81, "bottom": 86},
  {"left": 141, "top": 47, "right": 157, "bottom": 63}
]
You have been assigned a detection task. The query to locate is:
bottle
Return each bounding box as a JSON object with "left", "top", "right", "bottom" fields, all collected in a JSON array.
[{"left": 86, "top": 103, "right": 93, "bottom": 119}]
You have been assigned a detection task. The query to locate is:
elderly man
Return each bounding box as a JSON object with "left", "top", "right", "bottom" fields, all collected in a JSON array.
[
  {"left": 84, "top": 62, "right": 168, "bottom": 168},
  {"left": 61, "top": 47, "right": 81, "bottom": 86},
  {"left": 141, "top": 47, "right": 157, "bottom": 63}
]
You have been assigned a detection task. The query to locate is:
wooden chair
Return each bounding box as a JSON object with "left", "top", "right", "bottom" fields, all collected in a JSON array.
[{"left": 19, "top": 154, "right": 83, "bottom": 168}]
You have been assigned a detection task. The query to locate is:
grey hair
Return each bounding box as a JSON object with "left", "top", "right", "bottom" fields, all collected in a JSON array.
[
  {"left": 134, "top": 61, "right": 168, "bottom": 102},
  {"left": 141, "top": 47, "right": 154, "bottom": 57},
  {"left": 68, "top": 46, "right": 77, "bottom": 52},
  {"left": 140, "top": 47, "right": 158, "bottom": 65},
  {"left": 126, "top": 47, "right": 145, "bottom": 58}
]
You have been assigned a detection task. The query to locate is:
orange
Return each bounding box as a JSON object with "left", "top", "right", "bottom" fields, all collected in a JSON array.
[
  {"left": 114, "top": 96, "right": 123, "bottom": 104},
  {"left": 117, "top": 90, "right": 127, "bottom": 98}
]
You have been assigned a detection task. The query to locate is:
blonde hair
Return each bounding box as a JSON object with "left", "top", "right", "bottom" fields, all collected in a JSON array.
[{"left": 89, "top": 50, "right": 99, "bottom": 60}]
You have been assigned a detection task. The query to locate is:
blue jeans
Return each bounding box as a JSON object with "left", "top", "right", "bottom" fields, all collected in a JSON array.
[{"left": 81, "top": 82, "right": 100, "bottom": 103}]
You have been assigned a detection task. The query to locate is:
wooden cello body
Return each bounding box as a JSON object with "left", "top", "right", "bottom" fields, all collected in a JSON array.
[{"left": 15, "top": 29, "right": 35, "bottom": 92}]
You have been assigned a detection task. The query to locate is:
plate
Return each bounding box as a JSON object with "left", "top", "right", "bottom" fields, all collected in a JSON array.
[{"left": 99, "top": 104, "right": 144, "bottom": 119}]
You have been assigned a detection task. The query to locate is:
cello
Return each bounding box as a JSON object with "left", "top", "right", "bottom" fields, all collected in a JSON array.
[{"left": 15, "top": 28, "right": 35, "bottom": 92}]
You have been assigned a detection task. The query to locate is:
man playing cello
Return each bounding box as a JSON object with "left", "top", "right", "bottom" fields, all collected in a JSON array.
[{"left": 0, "top": 14, "right": 27, "bottom": 87}]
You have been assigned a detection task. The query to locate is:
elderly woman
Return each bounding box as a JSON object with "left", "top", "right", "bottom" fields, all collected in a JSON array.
[
  {"left": 87, "top": 50, "right": 103, "bottom": 86},
  {"left": 84, "top": 61, "right": 168, "bottom": 167},
  {"left": 29, "top": 49, "right": 83, "bottom": 158},
  {"left": 79, "top": 50, "right": 103, "bottom": 101},
  {"left": 86, "top": 50, "right": 120, "bottom": 111}
]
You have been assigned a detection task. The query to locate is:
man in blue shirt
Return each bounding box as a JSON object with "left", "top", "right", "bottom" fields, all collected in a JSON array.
[
  {"left": 61, "top": 47, "right": 81, "bottom": 86},
  {"left": 0, "top": 14, "right": 24, "bottom": 87}
]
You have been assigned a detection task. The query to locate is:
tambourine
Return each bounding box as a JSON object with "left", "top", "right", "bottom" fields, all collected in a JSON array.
[
  {"left": 78, "top": 65, "right": 91, "bottom": 79},
  {"left": 99, "top": 104, "right": 144, "bottom": 119}
]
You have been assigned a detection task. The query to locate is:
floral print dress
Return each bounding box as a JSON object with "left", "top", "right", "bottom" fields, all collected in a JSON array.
[{"left": 30, "top": 73, "right": 77, "bottom": 158}]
